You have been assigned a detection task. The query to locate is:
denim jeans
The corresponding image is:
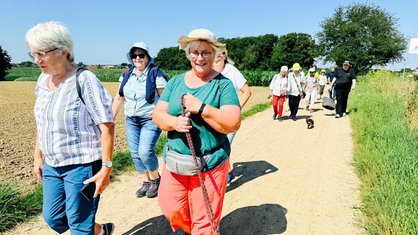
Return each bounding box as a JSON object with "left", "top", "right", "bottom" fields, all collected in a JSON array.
[
  {"left": 227, "top": 132, "right": 236, "bottom": 144},
  {"left": 42, "top": 160, "right": 101, "bottom": 235},
  {"left": 126, "top": 116, "right": 161, "bottom": 173}
]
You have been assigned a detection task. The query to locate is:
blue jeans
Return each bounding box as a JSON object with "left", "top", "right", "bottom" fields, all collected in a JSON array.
[
  {"left": 126, "top": 116, "right": 161, "bottom": 173},
  {"left": 42, "top": 160, "right": 101, "bottom": 235},
  {"left": 227, "top": 132, "right": 236, "bottom": 144}
]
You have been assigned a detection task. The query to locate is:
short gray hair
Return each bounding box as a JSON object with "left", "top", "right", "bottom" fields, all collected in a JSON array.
[{"left": 25, "top": 21, "right": 74, "bottom": 62}]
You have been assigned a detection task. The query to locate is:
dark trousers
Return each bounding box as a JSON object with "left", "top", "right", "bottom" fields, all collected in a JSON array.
[
  {"left": 335, "top": 88, "right": 350, "bottom": 115},
  {"left": 288, "top": 95, "right": 301, "bottom": 118}
]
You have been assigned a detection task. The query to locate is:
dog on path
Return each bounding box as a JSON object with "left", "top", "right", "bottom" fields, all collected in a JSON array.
[{"left": 306, "top": 118, "right": 314, "bottom": 129}]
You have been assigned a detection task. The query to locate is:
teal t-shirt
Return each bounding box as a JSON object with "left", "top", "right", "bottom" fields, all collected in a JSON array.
[{"left": 160, "top": 73, "right": 240, "bottom": 170}]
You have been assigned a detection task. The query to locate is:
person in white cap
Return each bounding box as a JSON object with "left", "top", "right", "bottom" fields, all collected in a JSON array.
[
  {"left": 318, "top": 69, "right": 327, "bottom": 99},
  {"left": 329, "top": 60, "right": 356, "bottom": 118},
  {"left": 112, "top": 42, "right": 167, "bottom": 198},
  {"left": 213, "top": 48, "right": 252, "bottom": 184},
  {"left": 304, "top": 67, "right": 319, "bottom": 113},
  {"left": 153, "top": 28, "right": 241, "bottom": 235}
]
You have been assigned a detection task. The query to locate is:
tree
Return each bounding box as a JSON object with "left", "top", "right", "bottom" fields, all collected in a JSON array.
[
  {"left": 270, "top": 33, "right": 319, "bottom": 70},
  {"left": 0, "top": 45, "right": 12, "bottom": 81},
  {"left": 19, "top": 61, "right": 36, "bottom": 67},
  {"left": 317, "top": 3, "right": 406, "bottom": 73},
  {"left": 154, "top": 46, "right": 189, "bottom": 70},
  {"left": 219, "top": 34, "right": 278, "bottom": 70},
  {"left": 77, "top": 61, "right": 87, "bottom": 68}
]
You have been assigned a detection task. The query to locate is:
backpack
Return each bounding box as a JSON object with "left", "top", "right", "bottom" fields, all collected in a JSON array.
[{"left": 118, "top": 63, "right": 168, "bottom": 103}]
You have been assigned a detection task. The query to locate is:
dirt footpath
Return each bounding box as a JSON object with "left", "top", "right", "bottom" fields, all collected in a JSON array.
[{"left": 6, "top": 87, "right": 364, "bottom": 235}]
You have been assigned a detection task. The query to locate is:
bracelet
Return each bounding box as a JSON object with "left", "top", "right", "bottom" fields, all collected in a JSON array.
[{"left": 198, "top": 103, "right": 206, "bottom": 116}]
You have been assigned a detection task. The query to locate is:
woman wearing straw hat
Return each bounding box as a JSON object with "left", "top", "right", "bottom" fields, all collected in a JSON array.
[{"left": 152, "top": 28, "right": 241, "bottom": 234}]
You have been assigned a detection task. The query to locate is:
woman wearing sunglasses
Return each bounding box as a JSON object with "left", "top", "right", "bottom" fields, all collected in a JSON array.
[{"left": 112, "top": 42, "right": 167, "bottom": 198}]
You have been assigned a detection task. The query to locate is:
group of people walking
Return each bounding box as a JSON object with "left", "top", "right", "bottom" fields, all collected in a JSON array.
[
  {"left": 26, "top": 19, "right": 356, "bottom": 234},
  {"left": 269, "top": 61, "right": 356, "bottom": 121},
  {"left": 26, "top": 21, "right": 251, "bottom": 235}
]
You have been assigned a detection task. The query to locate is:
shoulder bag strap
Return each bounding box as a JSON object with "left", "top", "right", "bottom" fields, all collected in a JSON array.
[
  {"left": 292, "top": 74, "right": 302, "bottom": 92},
  {"left": 76, "top": 67, "right": 88, "bottom": 104}
]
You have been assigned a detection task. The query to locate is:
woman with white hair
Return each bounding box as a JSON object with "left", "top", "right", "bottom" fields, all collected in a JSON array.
[
  {"left": 153, "top": 28, "right": 241, "bottom": 235},
  {"left": 26, "top": 21, "right": 115, "bottom": 235},
  {"left": 269, "top": 65, "right": 288, "bottom": 121}
]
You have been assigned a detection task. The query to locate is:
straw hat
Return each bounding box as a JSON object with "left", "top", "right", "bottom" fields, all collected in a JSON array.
[{"left": 178, "top": 28, "right": 225, "bottom": 50}]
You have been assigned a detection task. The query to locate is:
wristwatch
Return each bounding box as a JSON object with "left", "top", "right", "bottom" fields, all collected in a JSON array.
[
  {"left": 102, "top": 161, "right": 113, "bottom": 168},
  {"left": 198, "top": 103, "right": 206, "bottom": 116}
]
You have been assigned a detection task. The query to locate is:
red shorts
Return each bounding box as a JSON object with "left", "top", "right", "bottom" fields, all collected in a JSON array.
[{"left": 158, "top": 158, "right": 229, "bottom": 234}]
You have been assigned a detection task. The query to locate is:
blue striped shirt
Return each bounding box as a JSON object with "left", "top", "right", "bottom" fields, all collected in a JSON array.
[{"left": 34, "top": 70, "right": 114, "bottom": 167}]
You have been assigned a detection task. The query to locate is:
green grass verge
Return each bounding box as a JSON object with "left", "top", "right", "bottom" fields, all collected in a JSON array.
[
  {"left": 242, "top": 101, "right": 271, "bottom": 120},
  {"left": 349, "top": 71, "right": 418, "bottom": 234},
  {"left": 0, "top": 184, "right": 42, "bottom": 232}
]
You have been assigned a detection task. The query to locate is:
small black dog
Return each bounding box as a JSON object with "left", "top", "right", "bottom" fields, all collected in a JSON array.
[{"left": 306, "top": 118, "right": 314, "bottom": 129}]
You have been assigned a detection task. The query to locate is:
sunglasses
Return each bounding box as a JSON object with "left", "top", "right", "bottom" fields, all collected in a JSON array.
[{"left": 130, "top": 53, "right": 146, "bottom": 59}]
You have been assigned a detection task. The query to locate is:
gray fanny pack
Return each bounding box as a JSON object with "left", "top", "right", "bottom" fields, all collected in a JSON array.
[{"left": 165, "top": 149, "right": 211, "bottom": 176}]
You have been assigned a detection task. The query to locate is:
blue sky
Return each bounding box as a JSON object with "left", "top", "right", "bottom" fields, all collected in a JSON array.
[{"left": 1, "top": 0, "right": 417, "bottom": 69}]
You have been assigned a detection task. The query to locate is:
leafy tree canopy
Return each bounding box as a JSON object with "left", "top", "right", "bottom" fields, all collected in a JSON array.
[
  {"left": 271, "top": 33, "right": 319, "bottom": 70},
  {"left": 317, "top": 3, "right": 406, "bottom": 73},
  {"left": 154, "top": 46, "right": 189, "bottom": 70},
  {"left": 19, "top": 61, "right": 36, "bottom": 67},
  {"left": 219, "top": 34, "right": 278, "bottom": 71},
  {"left": 154, "top": 33, "right": 320, "bottom": 72},
  {"left": 0, "top": 45, "right": 12, "bottom": 81}
]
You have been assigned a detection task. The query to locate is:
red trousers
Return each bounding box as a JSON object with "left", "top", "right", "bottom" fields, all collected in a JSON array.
[
  {"left": 158, "top": 159, "right": 229, "bottom": 235},
  {"left": 272, "top": 95, "right": 286, "bottom": 118}
]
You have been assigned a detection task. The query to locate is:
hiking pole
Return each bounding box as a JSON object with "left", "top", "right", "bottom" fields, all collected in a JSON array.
[{"left": 181, "top": 94, "right": 220, "bottom": 235}]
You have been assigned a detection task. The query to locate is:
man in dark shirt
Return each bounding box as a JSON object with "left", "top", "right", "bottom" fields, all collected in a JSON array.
[{"left": 329, "top": 61, "right": 356, "bottom": 118}]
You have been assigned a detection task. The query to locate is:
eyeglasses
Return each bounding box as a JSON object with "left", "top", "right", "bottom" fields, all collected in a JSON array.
[
  {"left": 189, "top": 50, "right": 212, "bottom": 59},
  {"left": 130, "top": 53, "right": 146, "bottom": 59},
  {"left": 28, "top": 48, "right": 58, "bottom": 60}
]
